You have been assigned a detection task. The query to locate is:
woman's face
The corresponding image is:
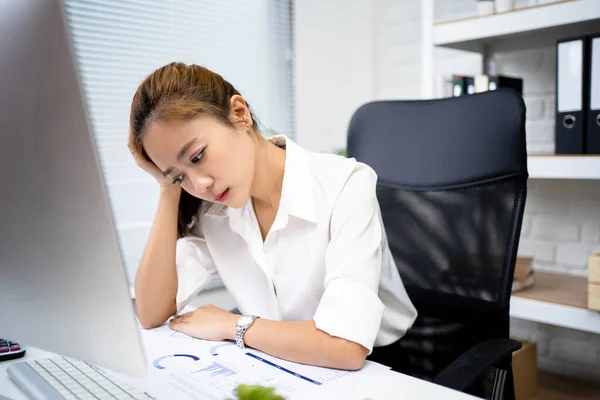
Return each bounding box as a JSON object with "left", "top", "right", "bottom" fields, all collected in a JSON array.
[{"left": 143, "top": 115, "right": 257, "bottom": 208}]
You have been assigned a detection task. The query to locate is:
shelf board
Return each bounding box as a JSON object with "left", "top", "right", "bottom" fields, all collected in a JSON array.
[
  {"left": 528, "top": 155, "right": 600, "bottom": 179},
  {"left": 510, "top": 271, "right": 600, "bottom": 334},
  {"left": 434, "top": 0, "right": 600, "bottom": 53}
]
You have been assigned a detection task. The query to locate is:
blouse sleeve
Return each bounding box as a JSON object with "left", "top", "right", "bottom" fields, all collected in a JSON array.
[
  {"left": 313, "top": 164, "right": 386, "bottom": 353},
  {"left": 175, "top": 235, "right": 217, "bottom": 313}
]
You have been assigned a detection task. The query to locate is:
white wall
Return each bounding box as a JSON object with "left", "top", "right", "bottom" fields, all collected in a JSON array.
[
  {"left": 294, "top": 0, "right": 374, "bottom": 153},
  {"left": 372, "top": 0, "right": 423, "bottom": 100}
]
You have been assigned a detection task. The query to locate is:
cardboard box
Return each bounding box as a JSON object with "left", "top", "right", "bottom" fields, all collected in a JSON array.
[
  {"left": 512, "top": 340, "right": 537, "bottom": 400},
  {"left": 589, "top": 283, "right": 600, "bottom": 312},
  {"left": 589, "top": 253, "right": 600, "bottom": 284},
  {"left": 514, "top": 257, "right": 533, "bottom": 280}
]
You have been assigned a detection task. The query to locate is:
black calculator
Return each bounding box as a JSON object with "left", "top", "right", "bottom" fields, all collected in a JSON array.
[{"left": 0, "top": 339, "right": 26, "bottom": 362}]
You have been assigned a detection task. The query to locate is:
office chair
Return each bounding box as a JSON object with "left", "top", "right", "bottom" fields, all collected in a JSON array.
[{"left": 348, "top": 89, "right": 528, "bottom": 400}]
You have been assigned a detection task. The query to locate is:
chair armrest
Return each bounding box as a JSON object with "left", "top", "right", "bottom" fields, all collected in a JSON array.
[{"left": 433, "top": 338, "right": 522, "bottom": 392}]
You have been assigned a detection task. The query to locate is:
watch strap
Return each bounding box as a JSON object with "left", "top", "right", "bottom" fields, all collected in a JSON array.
[{"left": 235, "top": 315, "right": 259, "bottom": 349}]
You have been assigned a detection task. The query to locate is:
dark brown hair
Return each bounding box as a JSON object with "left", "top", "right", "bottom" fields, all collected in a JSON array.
[{"left": 129, "top": 62, "right": 260, "bottom": 238}]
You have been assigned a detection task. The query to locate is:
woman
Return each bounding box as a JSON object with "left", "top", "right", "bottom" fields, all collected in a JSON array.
[{"left": 129, "top": 62, "right": 417, "bottom": 372}]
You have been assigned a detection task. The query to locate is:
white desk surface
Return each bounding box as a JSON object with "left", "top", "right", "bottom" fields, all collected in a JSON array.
[
  {"left": 1, "top": 347, "right": 480, "bottom": 400},
  {"left": 1, "top": 347, "right": 55, "bottom": 400}
]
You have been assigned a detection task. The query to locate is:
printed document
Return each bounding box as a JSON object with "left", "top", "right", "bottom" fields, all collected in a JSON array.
[{"left": 111, "top": 324, "right": 389, "bottom": 399}]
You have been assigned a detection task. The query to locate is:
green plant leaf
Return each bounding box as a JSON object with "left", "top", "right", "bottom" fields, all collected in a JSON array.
[
  {"left": 233, "top": 384, "right": 285, "bottom": 400},
  {"left": 334, "top": 148, "right": 347, "bottom": 157}
]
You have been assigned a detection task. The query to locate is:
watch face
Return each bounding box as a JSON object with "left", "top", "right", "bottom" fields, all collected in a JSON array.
[{"left": 238, "top": 316, "right": 252, "bottom": 326}]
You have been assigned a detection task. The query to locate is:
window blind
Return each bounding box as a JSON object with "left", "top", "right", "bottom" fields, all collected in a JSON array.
[{"left": 64, "top": 0, "right": 294, "bottom": 286}]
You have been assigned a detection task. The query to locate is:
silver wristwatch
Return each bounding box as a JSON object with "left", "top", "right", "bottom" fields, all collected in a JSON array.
[{"left": 235, "top": 315, "right": 259, "bottom": 349}]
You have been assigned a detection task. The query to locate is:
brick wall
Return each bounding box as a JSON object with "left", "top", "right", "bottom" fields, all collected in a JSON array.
[
  {"left": 374, "top": 0, "right": 600, "bottom": 383},
  {"left": 495, "top": 45, "right": 600, "bottom": 277},
  {"left": 520, "top": 179, "right": 600, "bottom": 277}
]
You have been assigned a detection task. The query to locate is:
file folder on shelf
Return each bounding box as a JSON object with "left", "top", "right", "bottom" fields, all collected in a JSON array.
[
  {"left": 450, "top": 75, "right": 476, "bottom": 97},
  {"left": 488, "top": 75, "right": 522, "bottom": 96},
  {"left": 452, "top": 75, "right": 466, "bottom": 97},
  {"left": 587, "top": 34, "right": 600, "bottom": 154},
  {"left": 555, "top": 36, "right": 588, "bottom": 155},
  {"left": 474, "top": 75, "right": 489, "bottom": 93},
  {"left": 465, "top": 77, "right": 475, "bottom": 95}
]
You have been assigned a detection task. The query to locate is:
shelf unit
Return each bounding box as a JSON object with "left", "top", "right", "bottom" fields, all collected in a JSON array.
[
  {"left": 424, "top": 1, "right": 600, "bottom": 182},
  {"left": 528, "top": 155, "right": 600, "bottom": 179},
  {"left": 511, "top": 272, "right": 600, "bottom": 334},
  {"left": 433, "top": 0, "right": 600, "bottom": 53},
  {"left": 422, "top": 0, "right": 600, "bottom": 333},
  {"left": 423, "top": 0, "right": 600, "bottom": 89}
]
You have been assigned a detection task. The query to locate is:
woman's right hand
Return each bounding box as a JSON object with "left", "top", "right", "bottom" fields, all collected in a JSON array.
[{"left": 128, "top": 133, "right": 177, "bottom": 189}]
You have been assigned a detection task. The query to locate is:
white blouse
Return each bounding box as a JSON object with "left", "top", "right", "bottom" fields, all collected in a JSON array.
[{"left": 174, "top": 136, "right": 417, "bottom": 352}]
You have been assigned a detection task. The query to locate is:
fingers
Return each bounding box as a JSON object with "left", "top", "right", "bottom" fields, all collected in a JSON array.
[
  {"left": 169, "top": 317, "right": 186, "bottom": 331},
  {"left": 172, "top": 312, "right": 191, "bottom": 321}
]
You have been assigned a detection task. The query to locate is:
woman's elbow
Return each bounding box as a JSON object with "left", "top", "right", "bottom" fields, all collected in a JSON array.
[
  {"left": 138, "top": 315, "right": 163, "bottom": 330},
  {"left": 135, "top": 302, "right": 174, "bottom": 329},
  {"left": 336, "top": 342, "right": 369, "bottom": 371},
  {"left": 346, "top": 351, "right": 368, "bottom": 371},
  {"left": 343, "top": 356, "right": 366, "bottom": 371}
]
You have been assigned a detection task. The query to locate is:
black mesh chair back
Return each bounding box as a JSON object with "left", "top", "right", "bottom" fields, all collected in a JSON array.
[{"left": 348, "top": 89, "right": 528, "bottom": 399}]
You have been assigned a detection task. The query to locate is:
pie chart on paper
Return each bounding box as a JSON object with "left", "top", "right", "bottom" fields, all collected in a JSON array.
[{"left": 152, "top": 354, "right": 200, "bottom": 370}]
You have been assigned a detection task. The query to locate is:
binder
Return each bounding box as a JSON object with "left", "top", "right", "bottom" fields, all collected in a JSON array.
[
  {"left": 587, "top": 34, "right": 600, "bottom": 154},
  {"left": 465, "top": 77, "right": 475, "bottom": 95},
  {"left": 555, "top": 37, "right": 588, "bottom": 155},
  {"left": 452, "top": 75, "right": 475, "bottom": 96},
  {"left": 474, "top": 75, "right": 489, "bottom": 93},
  {"left": 488, "top": 75, "right": 523, "bottom": 96},
  {"left": 452, "top": 75, "right": 466, "bottom": 97}
]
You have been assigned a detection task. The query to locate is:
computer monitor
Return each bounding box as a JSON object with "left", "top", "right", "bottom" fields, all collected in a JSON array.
[{"left": 0, "top": 0, "right": 147, "bottom": 376}]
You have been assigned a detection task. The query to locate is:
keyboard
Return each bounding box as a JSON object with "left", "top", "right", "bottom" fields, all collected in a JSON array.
[{"left": 7, "top": 356, "right": 154, "bottom": 400}]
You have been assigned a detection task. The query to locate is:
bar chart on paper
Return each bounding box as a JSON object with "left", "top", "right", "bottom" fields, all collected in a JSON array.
[{"left": 192, "top": 361, "right": 236, "bottom": 377}]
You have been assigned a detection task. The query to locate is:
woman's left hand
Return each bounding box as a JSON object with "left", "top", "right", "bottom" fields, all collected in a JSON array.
[{"left": 169, "top": 304, "right": 238, "bottom": 341}]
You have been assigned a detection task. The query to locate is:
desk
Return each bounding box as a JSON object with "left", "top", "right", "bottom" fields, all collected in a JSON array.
[{"left": 1, "top": 346, "right": 479, "bottom": 400}]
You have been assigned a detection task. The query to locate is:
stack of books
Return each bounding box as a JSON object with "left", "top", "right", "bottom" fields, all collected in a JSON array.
[
  {"left": 512, "top": 256, "right": 535, "bottom": 293},
  {"left": 438, "top": 74, "right": 523, "bottom": 98}
]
